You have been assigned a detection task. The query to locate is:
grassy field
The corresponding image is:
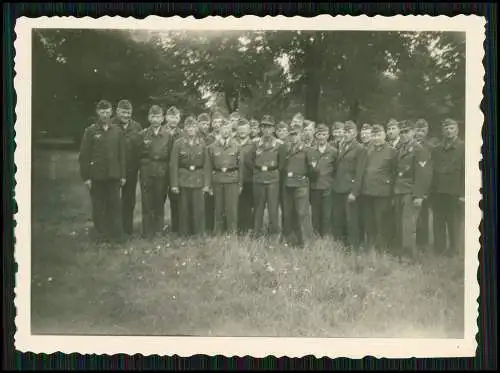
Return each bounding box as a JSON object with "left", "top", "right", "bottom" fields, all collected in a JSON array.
[{"left": 31, "top": 147, "right": 465, "bottom": 337}]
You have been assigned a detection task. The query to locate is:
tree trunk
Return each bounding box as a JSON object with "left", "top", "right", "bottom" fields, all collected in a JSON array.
[
  {"left": 305, "top": 76, "right": 320, "bottom": 122},
  {"left": 303, "top": 33, "right": 321, "bottom": 122},
  {"left": 224, "top": 89, "right": 239, "bottom": 113},
  {"left": 349, "top": 100, "right": 360, "bottom": 122}
]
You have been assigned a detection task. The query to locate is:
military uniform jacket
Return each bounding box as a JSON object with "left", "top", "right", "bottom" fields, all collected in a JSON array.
[
  {"left": 170, "top": 136, "right": 210, "bottom": 189},
  {"left": 208, "top": 138, "right": 243, "bottom": 186},
  {"left": 283, "top": 143, "right": 315, "bottom": 188},
  {"left": 393, "top": 140, "right": 432, "bottom": 198},
  {"left": 355, "top": 143, "right": 397, "bottom": 197},
  {"left": 332, "top": 140, "right": 365, "bottom": 194},
  {"left": 251, "top": 136, "right": 286, "bottom": 184},
  {"left": 309, "top": 144, "right": 338, "bottom": 190},
  {"left": 112, "top": 118, "right": 143, "bottom": 175},
  {"left": 79, "top": 122, "right": 126, "bottom": 181},
  {"left": 238, "top": 138, "right": 256, "bottom": 184},
  {"left": 139, "top": 126, "right": 171, "bottom": 178},
  {"left": 431, "top": 138, "right": 465, "bottom": 197}
]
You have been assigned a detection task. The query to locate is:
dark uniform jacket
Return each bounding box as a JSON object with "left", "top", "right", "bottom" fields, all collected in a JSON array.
[
  {"left": 79, "top": 121, "right": 126, "bottom": 181},
  {"left": 112, "top": 118, "right": 143, "bottom": 175},
  {"left": 208, "top": 138, "right": 243, "bottom": 186},
  {"left": 139, "top": 126, "right": 171, "bottom": 178},
  {"left": 283, "top": 143, "right": 315, "bottom": 188},
  {"left": 431, "top": 137, "right": 465, "bottom": 197},
  {"left": 393, "top": 140, "right": 432, "bottom": 198},
  {"left": 238, "top": 138, "right": 256, "bottom": 184},
  {"left": 170, "top": 136, "right": 210, "bottom": 189},
  {"left": 332, "top": 140, "right": 365, "bottom": 194},
  {"left": 309, "top": 143, "right": 338, "bottom": 190},
  {"left": 355, "top": 142, "right": 397, "bottom": 197},
  {"left": 252, "top": 136, "right": 286, "bottom": 184}
]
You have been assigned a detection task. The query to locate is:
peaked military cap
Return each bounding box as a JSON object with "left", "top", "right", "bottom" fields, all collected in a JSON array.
[
  {"left": 260, "top": 115, "right": 275, "bottom": 127},
  {"left": 212, "top": 110, "right": 225, "bottom": 121},
  {"left": 184, "top": 115, "right": 197, "bottom": 127},
  {"left": 166, "top": 106, "right": 180, "bottom": 117},
  {"left": 249, "top": 118, "right": 260, "bottom": 126},
  {"left": 292, "top": 112, "right": 305, "bottom": 121},
  {"left": 117, "top": 99, "right": 133, "bottom": 110},
  {"left": 315, "top": 124, "right": 329, "bottom": 134},
  {"left": 238, "top": 117, "right": 249, "bottom": 127},
  {"left": 416, "top": 118, "right": 429, "bottom": 129},
  {"left": 197, "top": 113, "right": 211, "bottom": 123},
  {"left": 361, "top": 123, "right": 372, "bottom": 131},
  {"left": 441, "top": 118, "right": 458, "bottom": 128},
  {"left": 400, "top": 119, "right": 416, "bottom": 131},
  {"left": 344, "top": 120, "right": 358, "bottom": 131},
  {"left": 332, "top": 121, "right": 345, "bottom": 130},
  {"left": 386, "top": 118, "right": 400, "bottom": 128},
  {"left": 371, "top": 124, "right": 385, "bottom": 134},
  {"left": 148, "top": 105, "right": 164, "bottom": 116},
  {"left": 277, "top": 121, "right": 289, "bottom": 130},
  {"left": 96, "top": 100, "right": 112, "bottom": 110}
]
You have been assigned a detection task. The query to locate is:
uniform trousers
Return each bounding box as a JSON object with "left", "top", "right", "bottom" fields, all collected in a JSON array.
[
  {"left": 167, "top": 189, "right": 180, "bottom": 233},
  {"left": 140, "top": 176, "right": 166, "bottom": 238},
  {"left": 283, "top": 186, "right": 312, "bottom": 247},
  {"left": 238, "top": 182, "right": 254, "bottom": 233},
  {"left": 121, "top": 171, "right": 138, "bottom": 235},
  {"left": 213, "top": 183, "right": 240, "bottom": 235},
  {"left": 205, "top": 193, "right": 215, "bottom": 235},
  {"left": 179, "top": 187, "right": 205, "bottom": 236},
  {"left": 253, "top": 182, "right": 280, "bottom": 236},
  {"left": 310, "top": 188, "right": 332, "bottom": 237},
  {"left": 431, "top": 193, "right": 464, "bottom": 255},
  {"left": 416, "top": 197, "right": 431, "bottom": 247},
  {"left": 90, "top": 179, "right": 123, "bottom": 241},
  {"left": 362, "top": 196, "right": 392, "bottom": 250},
  {"left": 331, "top": 192, "right": 360, "bottom": 247},
  {"left": 393, "top": 194, "right": 421, "bottom": 257}
]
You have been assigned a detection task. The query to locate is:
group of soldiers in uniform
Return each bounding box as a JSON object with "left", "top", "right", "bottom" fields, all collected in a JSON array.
[{"left": 79, "top": 99, "right": 465, "bottom": 259}]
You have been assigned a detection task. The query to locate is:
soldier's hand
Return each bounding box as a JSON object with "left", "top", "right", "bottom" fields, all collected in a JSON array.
[
  {"left": 311, "top": 161, "right": 317, "bottom": 168},
  {"left": 413, "top": 197, "right": 423, "bottom": 207},
  {"left": 120, "top": 178, "right": 126, "bottom": 187},
  {"left": 239, "top": 186, "right": 243, "bottom": 194},
  {"left": 347, "top": 193, "right": 356, "bottom": 202},
  {"left": 84, "top": 180, "right": 92, "bottom": 190},
  {"left": 202, "top": 186, "right": 210, "bottom": 194},
  {"left": 171, "top": 187, "right": 180, "bottom": 194}
]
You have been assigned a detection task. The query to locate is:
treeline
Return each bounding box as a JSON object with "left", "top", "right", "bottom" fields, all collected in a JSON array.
[{"left": 32, "top": 29, "right": 465, "bottom": 143}]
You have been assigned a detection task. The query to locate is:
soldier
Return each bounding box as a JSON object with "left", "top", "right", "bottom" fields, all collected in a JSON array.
[
  {"left": 430, "top": 118, "right": 465, "bottom": 256},
  {"left": 331, "top": 121, "right": 365, "bottom": 248},
  {"left": 309, "top": 124, "right": 338, "bottom": 238},
  {"left": 252, "top": 115, "right": 286, "bottom": 237},
  {"left": 302, "top": 119, "right": 316, "bottom": 147},
  {"left": 229, "top": 111, "right": 241, "bottom": 136},
  {"left": 331, "top": 121, "right": 345, "bottom": 147},
  {"left": 170, "top": 116, "right": 211, "bottom": 237},
  {"left": 164, "top": 106, "right": 183, "bottom": 233},
  {"left": 276, "top": 121, "right": 289, "bottom": 144},
  {"left": 112, "top": 99, "right": 143, "bottom": 236},
  {"left": 354, "top": 124, "right": 397, "bottom": 250},
  {"left": 291, "top": 112, "right": 305, "bottom": 129},
  {"left": 212, "top": 111, "right": 225, "bottom": 143},
  {"left": 249, "top": 118, "right": 261, "bottom": 142},
  {"left": 359, "top": 123, "right": 373, "bottom": 148},
  {"left": 208, "top": 119, "right": 243, "bottom": 235},
  {"left": 392, "top": 120, "right": 432, "bottom": 260},
  {"left": 282, "top": 123, "right": 316, "bottom": 247},
  {"left": 198, "top": 112, "right": 216, "bottom": 234},
  {"left": 358, "top": 122, "right": 373, "bottom": 243},
  {"left": 79, "top": 100, "right": 126, "bottom": 243},
  {"left": 198, "top": 112, "right": 213, "bottom": 141},
  {"left": 138, "top": 105, "right": 171, "bottom": 239},
  {"left": 386, "top": 118, "right": 402, "bottom": 150},
  {"left": 414, "top": 118, "right": 435, "bottom": 249},
  {"left": 236, "top": 118, "right": 255, "bottom": 234}
]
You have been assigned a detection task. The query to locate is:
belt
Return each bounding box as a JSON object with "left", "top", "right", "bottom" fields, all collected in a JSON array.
[
  {"left": 255, "top": 165, "right": 278, "bottom": 172},
  {"left": 286, "top": 171, "right": 307, "bottom": 178},
  {"left": 181, "top": 165, "right": 203, "bottom": 171},
  {"left": 214, "top": 166, "right": 238, "bottom": 173}
]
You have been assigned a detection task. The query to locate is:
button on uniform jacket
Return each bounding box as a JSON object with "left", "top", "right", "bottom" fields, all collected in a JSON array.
[
  {"left": 332, "top": 140, "right": 365, "bottom": 194},
  {"left": 207, "top": 138, "right": 243, "bottom": 186},
  {"left": 355, "top": 143, "right": 398, "bottom": 197},
  {"left": 393, "top": 140, "right": 432, "bottom": 198},
  {"left": 139, "top": 126, "right": 171, "bottom": 178},
  {"left": 283, "top": 143, "right": 316, "bottom": 188},
  {"left": 112, "top": 118, "right": 143, "bottom": 175},
  {"left": 431, "top": 137, "right": 465, "bottom": 197},
  {"left": 170, "top": 136, "right": 210, "bottom": 189},
  {"left": 252, "top": 136, "right": 287, "bottom": 184},
  {"left": 238, "top": 138, "right": 256, "bottom": 184},
  {"left": 79, "top": 122, "right": 126, "bottom": 181},
  {"left": 309, "top": 144, "right": 338, "bottom": 190}
]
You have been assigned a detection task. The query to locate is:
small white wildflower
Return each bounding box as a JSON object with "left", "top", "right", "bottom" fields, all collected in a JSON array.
[
  {"left": 145, "top": 249, "right": 151, "bottom": 254},
  {"left": 156, "top": 245, "right": 161, "bottom": 250},
  {"left": 138, "top": 275, "right": 143, "bottom": 280},
  {"left": 172, "top": 295, "right": 176, "bottom": 299},
  {"left": 70, "top": 231, "right": 76, "bottom": 236},
  {"left": 166, "top": 243, "right": 171, "bottom": 248},
  {"left": 182, "top": 262, "right": 186, "bottom": 266},
  {"left": 47, "top": 277, "right": 53, "bottom": 282},
  {"left": 123, "top": 250, "right": 128, "bottom": 255},
  {"left": 161, "top": 271, "right": 165, "bottom": 276},
  {"left": 176, "top": 270, "right": 180, "bottom": 275},
  {"left": 272, "top": 289, "right": 277, "bottom": 294}
]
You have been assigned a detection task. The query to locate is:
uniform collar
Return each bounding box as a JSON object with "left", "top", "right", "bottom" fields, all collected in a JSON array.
[
  {"left": 239, "top": 137, "right": 250, "bottom": 146},
  {"left": 443, "top": 136, "right": 459, "bottom": 150},
  {"left": 151, "top": 126, "right": 161, "bottom": 136},
  {"left": 258, "top": 136, "right": 277, "bottom": 148}
]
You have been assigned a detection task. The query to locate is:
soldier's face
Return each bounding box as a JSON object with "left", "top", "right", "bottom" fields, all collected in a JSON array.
[
  {"left": 372, "top": 131, "right": 386, "bottom": 145},
  {"left": 442, "top": 123, "right": 458, "bottom": 139},
  {"left": 262, "top": 126, "right": 274, "bottom": 137},
  {"left": 96, "top": 108, "right": 113, "bottom": 121},
  {"left": 250, "top": 124, "right": 260, "bottom": 137},
  {"left": 116, "top": 108, "right": 132, "bottom": 123},
  {"left": 276, "top": 128, "right": 288, "bottom": 140},
  {"left": 149, "top": 113, "right": 164, "bottom": 127},
  {"left": 291, "top": 131, "right": 301, "bottom": 144},
  {"left": 237, "top": 124, "right": 250, "bottom": 139},
  {"left": 291, "top": 117, "right": 304, "bottom": 128},
  {"left": 166, "top": 114, "right": 180, "bottom": 127},
  {"left": 212, "top": 119, "right": 223, "bottom": 132},
  {"left": 386, "top": 125, "right": 400, "bottom": 140},
  {"left": 415, "top": 127, "right": 428, "bottom": 142},
  {"left": 185, "top": 124, "right": 196, "bottom": 137},
  {"left": 360, "top": 129, "right": 372, "bottom": 144},
  {"left": 332, "top": 129, "right": 344, "bottom": 142},
  {"left": 199, "top": 121, "right": 210, "bottom": 133},
  {"left": 220, "top": 123, "right": 232, "bottom": 139},
  {"left": 304, "top": 126, "right": 315, "bottom": 138},
  {"left": 400, "top": 129, "right": 415, "bottom": 143},
  {"left": 315, "top": 131, "right": 329, "bottom": 144},
  {"left": 344, "top": 129, "right": 357, "bottom": 142}
]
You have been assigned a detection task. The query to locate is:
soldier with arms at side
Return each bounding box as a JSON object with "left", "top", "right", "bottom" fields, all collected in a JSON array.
[
  {"left": 302, "top": 119, "right": 316, "bottom": 147},
  {"left": 79, "top": 100, "right": 126, "bottom": 243},
  {"left": 198, "top": 112, "right": 216, "bottom": 234}
]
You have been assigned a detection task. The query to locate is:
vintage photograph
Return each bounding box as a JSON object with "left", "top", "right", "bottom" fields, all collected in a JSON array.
[{"left": 14, "top": 15, "right": 483, "bottom": 357}]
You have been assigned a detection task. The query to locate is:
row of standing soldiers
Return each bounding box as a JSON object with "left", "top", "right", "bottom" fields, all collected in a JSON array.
[{"left": 79, "top": 99, "right": 465, "bottom": 258}]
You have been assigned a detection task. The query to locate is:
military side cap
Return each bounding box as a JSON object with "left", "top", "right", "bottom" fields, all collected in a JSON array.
[
  {"left": 229, "top": 111, "right": 241, "bottom": 120},
  {"left": 332, "top": 121, "right": 345, "bottom": 130},
  {"left": 212, "top": 110, "right": 225, "bottom": 121},
  {"left": 293, "top": 112, "right": 304, "bottom": 121},
  {"left": 344, "top": 120, "right": 358, "bottom": 131},
  {"left": 361, "top": 123, "right": 372, "bottom": 131},
  {"left": 148, "top": 105, "right": 163, "bottom": 116},
  {"left": 238, "top": 117, "right": 249, "bottom": 127},
  {"left": 96, "top": 100, "right": 112, "bottom": 110},
  {"left": 117, "top": 99, "right": 133, "bottom": 110},
  {"left": 260, "top": 115, "right": 275, "bottom": 127},
  {"left": 166, "top": 106, "right": 180, "bottom": 116},
  {"left": 277, "top": 121, "right": 289, "bottom": 130},
  {"left": 400, "top": 119, "right": 415, "bottom": 131},
  {"left": 386, "top": 118, "right": 399, "bottom": 128},
  {"left": 316, "top": 124, "right": 329, "bottom": 134},
  {"left": 416, "top": 118, "right": 429, "bottom": 128},
  {"left": 371, "top": 124, "right": 385, "bottom": 134},
  {"left": 184, "top": 115, "right": 197, "bottom": 127},
  {"left": 441, "top": 118, "right": 458, "bottom": 127},
  {"left": 249, "top": 119, "right": 260, "bottom": 126},
  {"left": 198, "top": 113, "right": 211, "bottom": 123},
  {"left": 304, "top": 119, "right": 316, "bottom": 128}
]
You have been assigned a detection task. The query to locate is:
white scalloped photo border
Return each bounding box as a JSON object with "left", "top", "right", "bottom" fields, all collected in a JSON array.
[{"left": 13, "top": 14, "right": 485, "bottom": 358}]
